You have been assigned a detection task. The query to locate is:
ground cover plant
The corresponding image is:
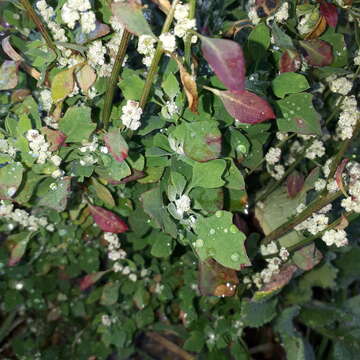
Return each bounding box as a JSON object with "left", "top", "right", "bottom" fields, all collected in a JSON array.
[{"left": 0, "top": 0, "right": 360, "bottom": 359}]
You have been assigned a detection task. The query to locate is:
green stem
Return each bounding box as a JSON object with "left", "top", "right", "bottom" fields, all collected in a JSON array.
[
  {"left": 184, "top": 0, "right": 196, "bottom": 68},
  {"left": 285, "top": 212, "right": 358, "bottom": 253},
  {"left": 261, "top": 189, "right": 345, "bottom": 244},
  {"left": 102, "top": 29, "right": 131, "bottom": 129},
  {"left": 139, "top": 0, "right": 179, "bottom": 110},
  {"left": 20, "top": 0, "right": 56, "bottom": 52}
]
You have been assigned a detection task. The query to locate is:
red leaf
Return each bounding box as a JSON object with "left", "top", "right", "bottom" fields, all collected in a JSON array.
[
  {"left": 104, "top": 128, "right": 129, "bottom": 162},
  {"left": 205, "top": 86, "right": 275, "bottom": 124},
  {"left": 89, "top": 205, "right": 129, "bottom": 233},
  {"left": 335, "top": 158, "right": 349, "bottom": 197},
  {"left": 299, "top": 39, "right": 333, "bottom": 67},
  {"left": 42, "top": 127, "right": 67, "bottom": 151},
  {"left": 200, "top": 36, "right": 245, "bottom": 91},
  {"left": 320, "top": 1, "right": 338, "bottom": 28},
  {"left": 287, "top": 171, "right": 304, "bottom": 198},
  {"left": 279, "top": 50, "right": 301, "bottom": 73},
  {"left": 79, "top": 271, "right": 108, "bottom": 291}
]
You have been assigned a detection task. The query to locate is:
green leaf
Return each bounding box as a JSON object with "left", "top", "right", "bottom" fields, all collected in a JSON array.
[
  {"left": 320, "top": 28, "right": 348, "bottom": 68},
  {"left": 191, "top": 159, "right": 226, "bottom": 189},
  {"left": 162, "top": 72, "right": 180, "bottom": 99},
  {"left": 271, "top": 23, "right": 295, "bottom": 50},
  {"left": 299, "top": 262, "right": 338, "bottom": 290},
  {"left": 100, "top": 282, "right": 120, "bottom": 306},
  {"left": 90, "top": 178, "right": 115, "bottom": 208},
  {"left": 111, "top": 2, "right": 154, "bottom": 36},
  {"left": 224, "top": 160, "right": 245, "bottom": 190},
  {"left": 277, "top": 93, "right": 322, "bottom": 135},
  {"left": 0, "top": 162, "right": 24, "bottom": 200},
  {"left": 8, "top": 231, "right": 33, "bottom": 266},
  {"left": 194, "top": 210, "right": 250, "bottom": 270},
  {"left": 14, "top": 172, "right": 45, "bottom": 205},
  {"left": 118, "top": 68, "right": 145, "bottom": 101},
  {"left": 150, "top": 232, "right": 173, "bottom": 257},
  {"left": 183, "top": 331, "right": 205, "bottom": 352},
  {"left": 171, "top": 120, "right": 222, "bottom": 162},
  {"left": 241, "top": 298, "right": 278, "bottom": 328},
  {"left": 51, "top": 67, "right": 75, "bottom": 103},
  {"left": 248, "top": 22, "right": 270, "bottom": 59},
  {"left": 39, "top": 176, "right": 71, "bottom": 211},
  {"left": 59, "top": 106, "right": 96, "bottom": 143},
  {"left": 272, "top": 72, "right": 310, "bottom": 98},
  {"left": 140, "top": 187, "right": 177, "bottom": 238}
]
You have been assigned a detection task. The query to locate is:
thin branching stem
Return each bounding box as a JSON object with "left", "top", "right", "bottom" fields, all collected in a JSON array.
[
  {"left": 20, "top": 0, "right": 56, "bottom": 52},
  {"left": 184, "top": 0, "right": 196, "bottom": 68},
  {"left": 102, "top": 29, "right": 131, "bottom": 129},
  {"left": 139, "top": 0, "right": 179, "bottom": 110}
]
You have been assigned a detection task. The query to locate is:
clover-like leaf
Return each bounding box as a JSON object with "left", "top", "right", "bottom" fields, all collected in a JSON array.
[
  {"left": 272, "top": 72, "right": 310, "bottom": 99},
  {"left": 194, "top": 210, "right": 251, "bottom": 270},
  {"left": 89, "top": 205, "right": 128, "bottom": 233},
  {"left": 191, "top": 159, "right": 226, "bottom": 189},
  {"left": 39, "top": 177, "right": 71, "bottom": 212},
  {"left": 200, "top": 35, "right": 245, "bottom": 91},
  {"left": 111, "top": 0, "right": 154, "bottom": 36},
  {"left": 205, "top": 87, "right": 275, "bottom": 124},
  {"left": 104, "top": 128, "right": 129, "bottom": 163}
]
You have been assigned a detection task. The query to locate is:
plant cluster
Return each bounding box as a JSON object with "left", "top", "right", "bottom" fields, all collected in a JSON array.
[{"left": 0, "top": 0, "right": 360, "bottom": 359}]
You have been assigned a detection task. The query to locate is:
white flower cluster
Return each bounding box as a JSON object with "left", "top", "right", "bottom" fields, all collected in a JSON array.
[
  {"left": 305, "top": 139, "right": 325, "bottom": 160},
  {"left": 314, "top": 178, "right": 326, "bottom": 192},
  {"left": 354, "top": 49, "right": 360, "bottom": 66},
  {"left": 267, "top": 164, "right": 285, "bottom": 180},
  {"left": 79, "top": 136, "right": 100, "bottom": 166},
  {"left": 104, "top": 232, "right": 127, "bottom": 263},
  {"left": 36, "top": 0, "right": 68, "bottom": 43},
  {"left": 61, "top": 0, "right": 96, "bottom": 34},
  {"left": 174, "top": 194, "right": 191, "bottom": 218},
  {"left": 163, "top": 100, "right": 179, "bottom": 119},
  {"left": 322, "top": 229, "right": 348, "bottom": 247},
  {"left": 174, "top": 3, "right": 197, "bottom": 40},
  {"left": 0, "top": 138, "right": 16, "bottom": 158},
  {"left": 137, "top": 35, "right": 157, "bottom": 67},
  {"left": 294, "top": 203, "right": 330, "bottom": 235},
  {"left": 336, "top": 95, "right": 359, "bottom": 140},
  {"left": 159, "top": 32, "right": 177, "bottom": 53},
  {"left": 0, "top": 201, "right": 54, "bottom": 232},
  {"left": 121, "top": 100, "right": 143, "bottom": 130},
  {"left": 341, "top": 161, "right": 360, "bottom": 213},
  {"left": 265, "top": 147, "right": 281, "bottom": 165},
  {"left": 245, "top": 242, "right": 290, "bottom": 288},
  {"left": 247, "top": 0, "right": 261, "bottom": 25},
  {"left": 328, "top": 76, "right": 353, "bottom": 95},
  {"left": 39, "top": 89, "right": 53, "bottom": 113},
  {"left": 26, "top": 130, "right": 63, "bottom": 177}
]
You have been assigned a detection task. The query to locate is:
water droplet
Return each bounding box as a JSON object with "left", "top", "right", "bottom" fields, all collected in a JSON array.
[
  {"left": 229, "top": 225, "right": 237, "bottom": 233},
  {"left": 231, "top": 252, "right": 240, "bottom": 262},
  {"left": 215, "top": 211, "right": 222, "bottom": 218},
  {"left": 224, "top": 228, "right": 228, "bottom": 233},
  {"left": 209, "top": 229, "right": 215, "bottom": 235},
  {"left": 195, "top": 239, "right": 204, "bottom": 248},
  {"left": 237, "top": 144, "right": 247, "bottom": 153}
]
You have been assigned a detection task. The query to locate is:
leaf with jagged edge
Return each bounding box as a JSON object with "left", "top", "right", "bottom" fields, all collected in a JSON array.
[{"left": 241, "top": 298, "right": 278, "bottom": 328}]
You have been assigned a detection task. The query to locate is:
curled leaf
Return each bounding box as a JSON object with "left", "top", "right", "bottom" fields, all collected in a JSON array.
[
  {"left": 286, "top": 171, "right": 304, "bottom": 198},
  {"left": 335, "top": 158, "right": 349, "bottom": 197},
  {"left": 104, "top": 128, "right": 129, "bottom": 162},
  {"left": 200, "top": 35, "right": 245, "bottom": 91},
  {"left": 304, "top": 15, "right": 327, "bottom": 40},
  {"left": 320, "top": 1, "right": 338, "bottom": 28},
  {"left": 89, "top": 205, "right": 129, "bottom": 233},
  {"left": 174, "top": 56, "right": 198, "bottom": 113},
  {"left": 79, "top": 270, "right": 109, "bottom": 291},
  {"left": 111, "top": 0, "right": 154, "bottom": 36},
  {"left": 204, "top": 86, "right": 275, "bottom": 124},
  {"left": 299, "top": 39, "right": 333, "bottom": 67}
]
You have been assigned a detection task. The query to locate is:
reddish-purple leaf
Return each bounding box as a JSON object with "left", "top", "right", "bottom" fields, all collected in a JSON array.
[
  {"left": 279, "top": 50, "right": 301, "bottom": 73},
  {"left": 299, "top": 39, "right": 333, "bottom": 67},
  {"left": 104, "top": 128, "right": 129, "bottom": 162},
  {"left": 89, "top": 205, "right": 129, "bottom": 233},
  {"left": 293, "top": 244, "right": 323, "bottom": 270},
  {"left": 200, "top": 36, "right": 245, "bottom": 91},
  {"left": 320, "top": 1, "right": 338, "bottom": 28},
  {"left": 335, "top": 158, "right": 349, "bottom": 196},
  {"left": 287, "top": 171, "right": 304, "bottom": 198},
  {"left": 79, "top": 270, "right": 108, "bottom": 291},
  {"left": 205, "top": 86, "right": 275, "bottom": 124},
  {"left": 42, "top": 127, "right": 67, "bottom": 151}
]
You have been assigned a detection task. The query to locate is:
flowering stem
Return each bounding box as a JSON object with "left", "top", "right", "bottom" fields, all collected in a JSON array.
[
  {"left": 285, "top": 211, "right": 358, "bottom": 254},
  {"left": 261, "top": 189, "right": 345, "bottom": 244},
  {"left": 184, "top": 0, "right": 196, "bottom": 67},
  {"left": 20, "top": 0, "right": 56, "bottom": 52},
  {"left": 102, "top": 29, "right": 131, "bottom": 129},
  {"left": 139, "top": 0, "right": 179, "bottom": 110}
]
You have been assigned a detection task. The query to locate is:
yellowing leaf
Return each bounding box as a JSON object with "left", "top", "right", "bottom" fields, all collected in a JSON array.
[
  {"left": 76, "top": 64, "right": 97, "bottom": 93},
  {"left": 51, "top": 68, "right": 75, "bottom": 103}
]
